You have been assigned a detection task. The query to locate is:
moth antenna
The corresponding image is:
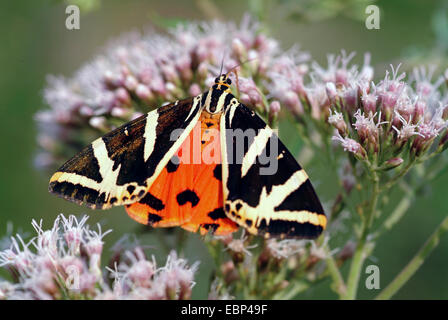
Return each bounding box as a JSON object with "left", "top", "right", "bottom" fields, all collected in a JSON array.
[
  {"left": 228, "top": 67, "right": 240, "bottom": 97},
  {"left": 224, "top": 57, "right": 258, "bottom": 77},
  {"left": 224, "top": 58, "right": 258, "bottom": 96},
  {"left": 219, "top": 51, "right": 226, "bottom": 76}
]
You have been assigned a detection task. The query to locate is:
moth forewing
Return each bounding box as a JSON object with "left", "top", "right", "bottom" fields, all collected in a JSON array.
[
  {"left": 49, "top": 96, "right": 203, "bottom": 210},
  {"left": 220, "top": 102, "right": 327, "bottom": 239}
]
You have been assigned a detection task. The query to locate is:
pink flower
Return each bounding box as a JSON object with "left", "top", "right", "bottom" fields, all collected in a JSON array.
[
  {"left": 392, "top": 111, "right": 422, "bottom": 141},
  {"left": 328, "top": 109, "right": 347, "bottom": 135},
  {"left": 332, "top": 132, "right": 367, "bottom": 159},
  {"left": 0, "top": 214, "right": 199, "bottom": 300}
]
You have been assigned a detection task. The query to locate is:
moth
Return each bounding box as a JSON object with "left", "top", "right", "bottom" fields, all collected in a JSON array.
[{"left": 49, "top": 73, "right": 326, "bottom": 239}]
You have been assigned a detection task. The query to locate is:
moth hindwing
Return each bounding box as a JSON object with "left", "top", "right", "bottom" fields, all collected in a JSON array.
[
  {"left": 49, "top": 96, "right": 202, "bottom": 209},
  {"left": 220, "top": 100, "right": 327, "bottom": 239}
]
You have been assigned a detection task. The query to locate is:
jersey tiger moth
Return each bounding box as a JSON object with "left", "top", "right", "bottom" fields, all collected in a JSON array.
[{"left": 49, "top": 74, "right": 326, "bottom": 239}]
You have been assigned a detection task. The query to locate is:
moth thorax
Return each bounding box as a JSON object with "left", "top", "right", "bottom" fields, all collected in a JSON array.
[{"left": 203, "top": 87, "right": 229, "bottom": 115}]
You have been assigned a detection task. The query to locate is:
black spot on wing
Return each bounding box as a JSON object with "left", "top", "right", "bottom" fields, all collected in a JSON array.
[
  {"left": 208, "top": 208, "right": 226, "bottom": 220},
  {"left": 147, "top": 213, "right": 162, "bottom": 225},
  {"left": 166, "top": 156, "right": 180, "bottom": 173},
  {"left": 258, "top": 219, "right": 323, "bottom": 239},
  {"left": 176, "top": 189, "right": 200, "bottom": 207},
  {"left": 213, "top": 164, "right": 222, "bottom": 181},
  {"left": 127, "top": 185, "right": 136, "bottom": 194},
  {"left": 274, "top": 179, "right": 325, "bottom": 214},
  {"left": 96, "top": 192, "right": 107, "bottom": 207},
  {"left": 201, "top": 223, "right": 219, "bottom": 233},
  {"left": 140, "top": 192, "right": 165, "bottom": 211}
]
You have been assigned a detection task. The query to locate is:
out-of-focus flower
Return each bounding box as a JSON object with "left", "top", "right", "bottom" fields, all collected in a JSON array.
[
  {"left": 265, "top": 239, "right": 307, "bottom": 260},
  {"left": 224, "top": 230, "right": 257, "bottom": 257},
  {"left": 0, "top": 214, "right": 199, "bottom": 300},
  {"left": 208, "top": 279, "right": 234, "bottom": 300},
  {"left": 0, "top": 281, "right": 15, "bottom": 300},
  {"left": 35, "top": 14, "right": 310, "bottom": 170},
  {"left": 219, "top": 260, "right": 239, "bottom": 285}
]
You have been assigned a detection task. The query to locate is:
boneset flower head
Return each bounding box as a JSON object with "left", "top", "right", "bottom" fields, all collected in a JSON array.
[
  {"left": 36, "top": 15, "right": 309, "bottom": 170},
  {"left": 324, "top": 58, "right": 448, "bottom": 164},
  {"left": 0, "top": 215, "right": 198, "bottom": 300}
]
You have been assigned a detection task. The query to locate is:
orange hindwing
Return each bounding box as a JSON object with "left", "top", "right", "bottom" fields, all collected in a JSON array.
[{"left": 125, "top": 112, "right": 238, "bottom": 235}]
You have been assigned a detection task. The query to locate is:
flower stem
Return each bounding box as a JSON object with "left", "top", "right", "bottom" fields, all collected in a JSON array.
[
  {"left": 375, "top": 215, "right": 448, "bottom": 300},
  {"left": 272, "top": 281, "right": 309, "bottom": 300},
  {"left": 372, "top": 186, "right": 414, "bottom": 240},
  {"left": 383, "top": 159, "right": 415, "bottom": 190},
  {"left": 344, "top": 169, "right": 380, "bottom": 299},
  {"left": 324, "top": 245, "right": 347, "bottom": 297}
]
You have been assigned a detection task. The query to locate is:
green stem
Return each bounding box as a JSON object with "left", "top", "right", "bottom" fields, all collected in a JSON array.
[
  {"left": 373, "top": 187, "right": 414, "bottom": 241},
  {"left": 324, "top": 246, "right": 347, "bottom": 298},
  {"left": 383, "top": 159, "right": 415, "bottom": 190},
  {"left": 204, "top": 240, "right": 223, "bottom": 278},
  {"left": 375, "top": 215, "right": 448, "bottom": 300},
  {"left": 272, "top": 281, "right": 309, "bottom": 300},
  {"left": 344, "top": 170, "right": 380, "bottom": 299}
]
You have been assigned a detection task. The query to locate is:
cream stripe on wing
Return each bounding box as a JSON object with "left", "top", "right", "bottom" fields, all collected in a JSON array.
[
  {"left": 228, "top": 169, "right": 309, "bottom": 224},
  {"left": 227, "top": 103, "right": 238, "bottom": 127},
  {"left": 216, "top": 91, "right": 228, "bottom": 111},
  {"left": 143, "top": 111, "right": 159, "bottom": 162},
  {"left": 185, "top": 95, "right": 201, "bottom": 122},
  {"left": 92, "top": 138, "right": 122, "bottom": 195},
  {"left": 50, "top": 171, "right": 102, "bottom": 190},
  {"left": 144, "top": 96, "right": 202, "bottom": 189},
  {"left": 241, "top": 128, "right": 272, "bottom": 178},
  {"left": 221, "top": 101, "right": 244, "bottom": 199}
]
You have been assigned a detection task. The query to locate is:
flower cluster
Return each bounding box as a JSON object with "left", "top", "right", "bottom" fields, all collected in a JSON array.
[
  {"left": 323, "top": 59, "right": 448, "bottom": 163},
  {"left": 40, "top": 15, "right": 448, "bottom": 173},
  {"left": 35, "top": 15, "right": 308, "bottom": 169},
  {"left": 0, "top": 214, "right": 198, "bottom": 300},
  {"left": 207, "top": 232, "right": 337, "bottom": 299}
]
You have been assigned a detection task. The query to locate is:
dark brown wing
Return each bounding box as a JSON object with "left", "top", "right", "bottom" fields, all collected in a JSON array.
[
  {"left": 221, "top": 101, "right": 326, "bottom": 239},
  {"left": 49, "top": 95, "right": 203, "bottom": 209}
]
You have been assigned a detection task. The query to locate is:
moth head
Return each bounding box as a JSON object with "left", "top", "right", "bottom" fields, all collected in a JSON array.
[{"left": 214, "top": 74, "right": 232, "bottom": 86}]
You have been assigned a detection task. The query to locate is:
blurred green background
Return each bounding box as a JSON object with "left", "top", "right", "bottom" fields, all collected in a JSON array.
[{"left": 0, "top": 0, "right": 447, "bottom": 299}]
